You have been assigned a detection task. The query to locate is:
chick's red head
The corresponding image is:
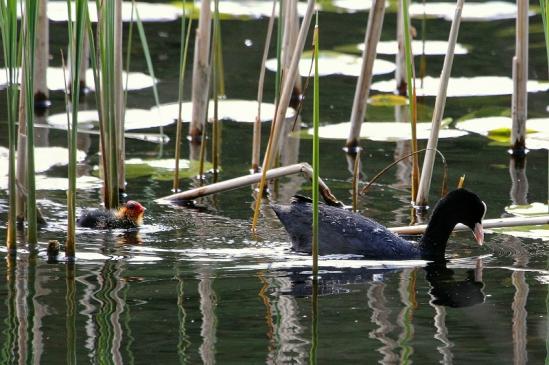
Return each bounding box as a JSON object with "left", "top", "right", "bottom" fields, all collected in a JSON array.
[{"left": 123, "top": 201, "right": 145, "bottom": 225}]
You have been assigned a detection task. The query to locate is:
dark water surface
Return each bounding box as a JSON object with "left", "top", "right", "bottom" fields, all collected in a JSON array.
[{"left": 1, "top": 1, "right": 549, "bottom": 364}]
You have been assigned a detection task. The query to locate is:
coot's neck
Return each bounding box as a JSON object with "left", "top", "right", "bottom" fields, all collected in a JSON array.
[{"left": 419, "top": 212, "right": 458, "bottom": 258}]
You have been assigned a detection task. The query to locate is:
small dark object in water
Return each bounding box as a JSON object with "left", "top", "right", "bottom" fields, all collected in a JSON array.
[
  {"left": 47, "top": 240, "right": 60, "bottom": 257},
  {"left": 77, "top": 201, "right": 145, "bottom": 229},
  {"left": 271, "top": 189, "right": 486, "bottom": 260}
]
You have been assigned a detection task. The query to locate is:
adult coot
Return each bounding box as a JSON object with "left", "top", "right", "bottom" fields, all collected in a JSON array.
[
  {"left": 77, "top": 200, "right": 145, "bottom": 229},
  {"left": 271, "top": 189, "right": 486, "bottom": 259}
]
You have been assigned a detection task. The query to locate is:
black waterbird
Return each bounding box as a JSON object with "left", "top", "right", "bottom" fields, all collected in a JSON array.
[
  {"left": 271, "top": 189, "right": 486, "bottom": 260},
  {"left": 77, "top": 200, "right": 146, "bottom": 229}
]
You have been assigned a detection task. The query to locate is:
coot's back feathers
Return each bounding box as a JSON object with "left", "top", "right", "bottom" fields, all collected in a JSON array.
[{"left": 271, "top": 189, "right": 486, "bottom": 260}]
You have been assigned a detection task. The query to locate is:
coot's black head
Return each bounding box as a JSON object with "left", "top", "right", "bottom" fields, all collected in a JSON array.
[{"left": 430, "top": 188, "right": 486, "bottom": 245}]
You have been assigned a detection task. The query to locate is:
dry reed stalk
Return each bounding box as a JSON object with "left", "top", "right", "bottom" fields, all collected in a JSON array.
[
  {"left": 158, "top": 162, "right": 341, "bottom": 207},
  {"left": 250, "top": 0, "right": 315, "bottom": 232},
  {"left": 252, "top": 0, "right": 277, "bottom": 173},
  {"left": 345, "top": 0, "right": 386, "bottom": 151},
  {"left": 395, "top": 0, "right": 407, "bottom": 96},
  {"left": 511, "top": 0, "right": 528, "bottom": 154},
  {"left": 34, "top": 0, "right": 49, "bottom": 108},
  {"left": 415, "top": 0, "right": 464, "bottom": 207},
  {"left": 390, "top": 215, "right": 549, "bottom": 235},
  {"left": 189, "top": 0, "right": 212, "bottom": 142}
]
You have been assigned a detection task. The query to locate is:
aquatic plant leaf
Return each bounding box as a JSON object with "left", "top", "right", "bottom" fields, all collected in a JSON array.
[
  {"left": 48, "top": 109, "right": 175, "bottom": 130},
  {"left": 306, "top": 121, "right": 468, "bottom": 141},
  {"left": 371, "top": 76, "right": 549, "bottom": 97},
  {"left": 491, "top": 225, "right": 549, "bottom": 241},
  {"left": 0, "top": 67, "right": 156, "bottom": 91},
  {"left": 409, "top": 1, "right": 534, "bottom": 21},
  {"left": 505, "top": 202, "right": 549, "bottom": 217},
  {"left": 330, "top": 0, "right": 385, "bottom": 13},
  {"left": 124, "top": 158, "right": 215, "bottom": 180},
  {"left": 0, "top": 146, "right": 86, "bottom": 176},
  {"left": 151, "top": 99, "right": 295, "bottom": 123},
  {"left": 265, "top": 51, "right": 395, "bottom": 77},
  {"left": 44, "top": 2, "right": 183, "bottom": 22},
  {"left": 368, "top": 94, "right": 408, "bottom": 106},
  {"left": 360, "top": 40, "right": 468, "bottom": 55},
  {"left": 455, "top": 116, "right": 549, "bottom": 149},
  {"left": 0, "top": 175, "right": 102, "bottom": 191}
]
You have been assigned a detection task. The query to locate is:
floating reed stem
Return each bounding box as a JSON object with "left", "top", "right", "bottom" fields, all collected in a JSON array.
[
  {"left": 252, "top": 0, "right": 277, "bottom": 173},
  {"left": 511, "top": 0, "right": 529, "bottom": 155},
  {"left": 189, "top": 0, "right": 212, "bottom": 142},
  {"left": 0, "top": 0, "right": 20, "bottom": 252},
  {"left": 251, "top": 0, "right": 315, "bottom": 232},
  {"left": 158, "top": 163, "right": 341, "bottom": 207},
  {"left": 312, "top": 12, "right": 320, "bottom": 276},
  {"left": 390, "top": 215, "right": 549, "bottom": 235},
  {"left": 173, "top": 0, "right": 193, "bottom": 191},
  {"left": 415, "top": 0, "right": 464, "bottom": 207},
  {"left": 345, "top": 0, "right": 386, "bottom": 151}
]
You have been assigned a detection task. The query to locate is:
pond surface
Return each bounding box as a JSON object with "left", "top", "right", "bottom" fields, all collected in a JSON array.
[{"left": 1, "top": 1, "right": 549, "bottom": 364}]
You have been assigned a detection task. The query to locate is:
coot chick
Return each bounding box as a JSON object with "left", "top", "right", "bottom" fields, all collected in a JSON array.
[
  {"left": 77, "top": 201, "right": 145, "bottom": 229},
  {"left": 271, "top": 189, "right": 486, "bottom": 260}
]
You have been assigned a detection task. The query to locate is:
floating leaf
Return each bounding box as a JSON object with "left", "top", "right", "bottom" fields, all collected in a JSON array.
[
  {"left": 0, "top": 67, "right": 156, "bottom": 91},
  {"left": 371, "top": 76, "right": 549, "bottom": 97},
  {"left": 305, "top": 121, "right": 468, "bottom": 141},
  {"left": 368, "top": 94, "right": 408, "bottom": 106},
  {"left": 409, "top": 1, "right": 534, "bottom": 21},
  {"left": 491, "top": 225, "right": 549, "bottom": 241},
  {"left": 265, "top": 51, "right": 395, "bottom": 77},
  {"left": 151, "top": 99, "right": 295, "bottom": 123},
  {"left": 0, "top": 146, "right": 86, "bottom": 176},
  {"left": 48, "top": 109, "right": 175, "bottom": 130},
  {"left": 455, "top": 116, "right": 549, "bottom": 149},
  {"left": 330, "top": 0, "right": 386, "bottom": 13},
  {"left": 360, "top": 40, "right": 468, "bottom": 55},
  {"left": 124, "top": 158, "right": 215, "bottom": 181},
  {"left": 0, "top": 175, "right": 102, "bottom": 191},
  {"left": 43, "top": 2, "right": 183, "bottom": 23},
  {"left": 505, "top": 203, "right": 549, "bottom": 217}
]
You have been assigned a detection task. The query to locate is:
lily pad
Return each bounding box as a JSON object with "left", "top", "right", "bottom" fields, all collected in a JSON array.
[
  {"left": 371, "top": 76, "right": 549, "bottom": 97},
  {"left": 124, "top": 158, "right": 214, "bottom": 181},
  {"left": 151, "top": 99, "right": 295, "bottom": 123},
  {"left": 330, "top": 0, "right": 387, "bottom": 13},
  {"left": 0, "top": 67, "right": 156, "bottom": 92},
  {"left": 455, "top": 116, "right": 549, "bottom": 149},
  {"left": 48, "top": 109, "right": 175, "bottom": 131},
  {"left": 44, "top": 2, "right": 183, "bottom": 23},
  {"left": 265, "top": 51, "right": 395, "bottom": 77},
  {"left": 409, "top": 1, "right": 534, "bottom": 22},
  {"left": 491, "top": 225, "right": 549, "bottom": 241},
  {"left": 306, "top": 121, "right": 468, "bottom": 141},
  {"left": 0, "top": 175, "right": 102, "bottom": 191},
  {"left": 0, "top": 146, "right": 86, "bottom": 176},
  {"left": 505, "top": 203, "right": 549, "bottom": 217},
  {"left": 368, "top": 94, "right": 408, "bottom": 106},
  {"left": 368, "top": 40, "right": 468, "bottom": 55}
]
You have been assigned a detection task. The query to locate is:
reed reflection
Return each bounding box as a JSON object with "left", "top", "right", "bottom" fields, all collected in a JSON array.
[
  {"left": 66, "top": 263, "right": 77, "bottom": 365},
  {"left": 198, "top": 272, "right": 217, "bottom": 365},
  {"left": 176, "top": 267, "right": 191, "bottom": 364},
  {"left": 367, "top": 281, "right": 399, "bottom": 363},
  {"left": 1, "top": 257, "right": 18, "bottom": 363}
]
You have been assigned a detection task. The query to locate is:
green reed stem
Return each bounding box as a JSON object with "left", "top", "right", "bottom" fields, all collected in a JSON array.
[
  {"left": 212, "top": 0, "right": 220, "bottom": 181},
  {"left": 23, "top": 0, "right": 39, "bottom": 244},
  {"left": 312, "top": 13, "right": 319, "bottom": 276},
  {"left": 541, "top": 0, "right": 549, "bottom": 210},
  {"left": 65, "top": 0, "right": 88, "bottom": 259},
  {"left": 173, "top": 0, "right": 193, "bottom": 192},
  {"left": 402, "top": 0, "right": 420, "bottom": 203},
  {"left": 0, "top": 0, "right": 20, "bottom": 252},
  {"left": 134, "top": 4, "right": 160, "bottom": 108}
]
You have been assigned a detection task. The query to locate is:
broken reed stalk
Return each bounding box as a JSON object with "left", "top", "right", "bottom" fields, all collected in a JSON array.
[
  {"left": 402, "top": 0, "right": 420, "bottom": 203},
  {"left": 345, "top": 0, "right": 386, "bottom": 150},
  {"left": 391, "top": 215, "right": 549, "bottom": 235},
  {"left": 0, "top": 0, "right": 20, "bottom": 252},
  {"left": 415, "top": 0, "right": 464, "bottom": 207},
  {"left": 23, "top": 0, "right": 39, "bottom": 244},
  {"left": 158, "top": 163, "right": 342, "bottom": 207},
  {"left": 511, "top": 0, "right": 529, "bottom": 154},
  {"left": 35, "top": 0, "right": 49, "bottom": 108},
  {"left": 251, "top": 0, "right": 315, "bottom": 232},
  {"left": 312, "top": 12, "right": 320, "bottom": 276},
  {"left": 65, "top": 0, "right": 88, "bottom": 259},
  {"left": 252, "top": 0, "right": 277, "bottom": 173},
  {"left": 189, "top": 0, "right": 212, "bottom": 142},
  {"left": 173, "top": 0, "right": 193, "bottom": 191}
]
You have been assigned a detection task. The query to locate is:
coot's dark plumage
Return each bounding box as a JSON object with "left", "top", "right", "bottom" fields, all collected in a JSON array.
[
  {"left": 77, "top": 200, "right": 145, "bottom": 229},
  {"left": 271, "top": 189, "right": 486, "bottom": 260}
]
